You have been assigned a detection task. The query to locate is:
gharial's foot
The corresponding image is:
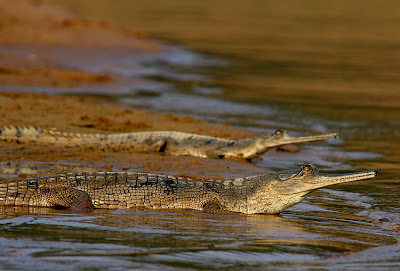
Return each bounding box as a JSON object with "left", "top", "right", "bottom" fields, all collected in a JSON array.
[
  {"left": 202, "top": 201, "right": 240, "bottom": 215},
  {"left": 31, "top": 187, "right": 94, "bottom": 210}
]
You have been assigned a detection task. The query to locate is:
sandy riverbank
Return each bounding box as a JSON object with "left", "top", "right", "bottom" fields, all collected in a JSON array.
[{"left": 0, "top": 0, "right": 267, "bottom": 180}]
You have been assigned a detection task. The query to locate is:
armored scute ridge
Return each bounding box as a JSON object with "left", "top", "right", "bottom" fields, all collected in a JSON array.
[
  {"left": 0, "top": 164, "right": 377, "bottom": 214},
  {"left": 0, "top": 125, "right": 338, "bottom": 159}
]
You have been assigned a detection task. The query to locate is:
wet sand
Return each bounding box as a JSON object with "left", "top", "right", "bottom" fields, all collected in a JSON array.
[
  {"left": 0, "top": 92, "right": 266, "bottom": 180},
  {"left": 0, "top": 0, "right": 264, "bottom": 180},
  {"left": 0, "top": 0, "right": 159, "bottom": 88}
]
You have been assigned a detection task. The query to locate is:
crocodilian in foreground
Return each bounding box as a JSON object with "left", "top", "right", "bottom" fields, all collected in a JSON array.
[{"left": 0, "top": 165, "right": 378, "bottom": 214}]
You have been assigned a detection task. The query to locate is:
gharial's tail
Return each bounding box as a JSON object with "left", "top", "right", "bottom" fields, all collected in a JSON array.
[
  {"left": 0, "top": 125, "right": 43, "bottom": 140},
  {"left": 0, "top": 125, "right": 116, "bottom": 148}
]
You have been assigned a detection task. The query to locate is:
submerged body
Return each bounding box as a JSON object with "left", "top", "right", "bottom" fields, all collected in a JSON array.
[
  {"left": 0, "top": 165, "right": 377, "bottom": 214},
  {"left": 0, "top": 125, "right": 337, "bottom": 159}
]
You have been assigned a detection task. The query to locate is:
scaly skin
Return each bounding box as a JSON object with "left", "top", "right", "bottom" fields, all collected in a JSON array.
[
  {"left": 0, "top": 125, "right": 338, "bottom": 159},
  {"left": 0, "top": 164, "right": 377, "bottom": 214}
]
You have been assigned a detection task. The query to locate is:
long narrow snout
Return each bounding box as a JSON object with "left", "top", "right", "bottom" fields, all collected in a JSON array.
[
  {"left": 273, "top": 168, "right": 378, "bottom": 195},
  {"left": 275, "top": 132, "right": 338, "bottom": 145},
  {"left": 304, "top": 170, "right": 378, "bottom": 190}
]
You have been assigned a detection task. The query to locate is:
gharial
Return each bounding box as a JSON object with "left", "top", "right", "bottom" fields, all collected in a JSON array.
[
  {"left": 0, "top": 164, "right": 377, "bottom": 214},
  {"left": 0, "top": 125, "right": 337, "bottom": 159}
]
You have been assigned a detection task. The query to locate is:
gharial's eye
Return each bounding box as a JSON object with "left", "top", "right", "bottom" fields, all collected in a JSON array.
[
  {"left": 302, "top": 164, "right": 313, "bottom": 173},
  {"left": 274, "top": 130, "right": 283, "bottom": 136}
]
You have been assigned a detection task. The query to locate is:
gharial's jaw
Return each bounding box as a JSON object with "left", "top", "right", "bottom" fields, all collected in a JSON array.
[
  {"left": 272, "top": 164, "right": 378, "bottom": 195},
  {"left": 261, "top": 130, "right": 338, "bottom": 149},
  {"left": 241, "top": 131, "right": 338, "bottom": 159}
]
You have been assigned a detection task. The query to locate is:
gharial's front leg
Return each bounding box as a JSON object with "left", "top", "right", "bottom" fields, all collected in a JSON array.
[{"left": 29, "top": 187, "right": 94, "bottom": 210}]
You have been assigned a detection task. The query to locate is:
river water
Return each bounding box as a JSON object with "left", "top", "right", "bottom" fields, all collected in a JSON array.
[{"left": 1, "top": 1, "right": 400, "bottom": 270}]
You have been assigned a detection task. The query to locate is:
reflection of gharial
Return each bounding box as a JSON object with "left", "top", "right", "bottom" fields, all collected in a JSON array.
[
  {"left": 0, "top": 164, "right": 377, "bottom": 214},
  {"left": 0, "top": 126, "right": 337, "bottom": 159}
]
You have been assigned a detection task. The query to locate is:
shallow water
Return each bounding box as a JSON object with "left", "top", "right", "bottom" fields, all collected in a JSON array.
[{"left": 2, "top": 0, "right": 400, "bottom": 270}]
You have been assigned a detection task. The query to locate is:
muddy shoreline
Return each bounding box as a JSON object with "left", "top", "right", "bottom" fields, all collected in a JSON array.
[
  {"left": 0, "top": 0, "right": 266, "bottom": 180},
  {"left": 0, "top": 92, "right": 267, "bottom": 180}
]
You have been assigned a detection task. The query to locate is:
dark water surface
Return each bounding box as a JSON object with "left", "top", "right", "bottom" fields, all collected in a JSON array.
[{"left": 1, "top": 1, "right": 400, "bottom": 270}]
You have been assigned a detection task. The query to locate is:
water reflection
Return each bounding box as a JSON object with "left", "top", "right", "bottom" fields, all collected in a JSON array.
[{"left": 0, "top": 201, "right": 396, "bottom": 270}]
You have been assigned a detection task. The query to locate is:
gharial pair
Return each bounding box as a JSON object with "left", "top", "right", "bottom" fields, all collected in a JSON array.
[{"left": 0, "top": 125, "right": 378, "bottom": 214}]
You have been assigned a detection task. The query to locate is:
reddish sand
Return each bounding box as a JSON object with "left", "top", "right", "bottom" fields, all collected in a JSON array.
[{"left": 0, "top": 0, "right": 266, "bottom": 180}]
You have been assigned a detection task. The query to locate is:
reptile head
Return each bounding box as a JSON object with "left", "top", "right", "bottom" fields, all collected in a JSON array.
[
  {"left": 243, "top": 130, "right": 339, "bottom": 159},
  {"left": 260, "top": 130, "right": 338, "bottom": 147},
  {"left": 272, "top": 164, "right": 378, "bottom": 195},
  {"left": 246, "top": 164, "right": 378, "bottom": 214}
]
